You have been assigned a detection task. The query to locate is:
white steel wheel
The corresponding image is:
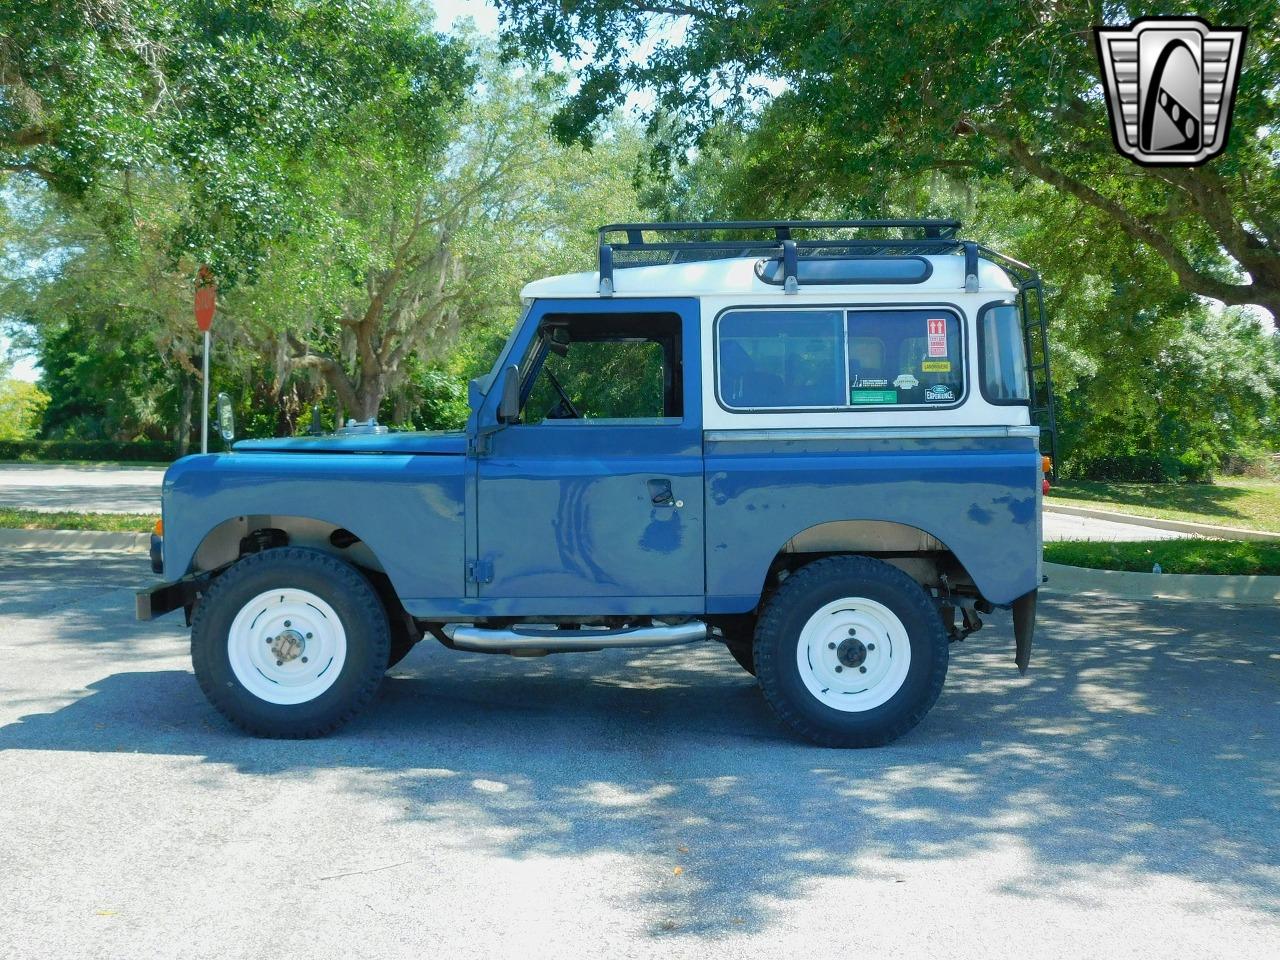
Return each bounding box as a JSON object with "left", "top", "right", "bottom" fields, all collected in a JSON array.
[
  {"left": 795, "top": 596, "right": 912, "bottom": 712},
  {"left": 226, "top": 588, "right": 348, "bottom": 706}
]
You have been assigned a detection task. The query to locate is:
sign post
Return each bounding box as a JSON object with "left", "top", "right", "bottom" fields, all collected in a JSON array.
[{"left": 194, "top": 267, "right": 217, "bottom": 453}]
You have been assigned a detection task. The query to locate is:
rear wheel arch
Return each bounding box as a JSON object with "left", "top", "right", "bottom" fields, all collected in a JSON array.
[{"left": 759, "top": 519, "right": 981, "bottom": 603}]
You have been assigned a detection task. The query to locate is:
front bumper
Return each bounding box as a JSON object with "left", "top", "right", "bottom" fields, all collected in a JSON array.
[{"left": 136, "top": 573, "right": 210, "bottom": 622}]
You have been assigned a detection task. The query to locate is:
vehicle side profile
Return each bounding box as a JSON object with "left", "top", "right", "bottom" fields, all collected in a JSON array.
[{"left": 138, "top": 219, "right": 1056, "bottom": 747}]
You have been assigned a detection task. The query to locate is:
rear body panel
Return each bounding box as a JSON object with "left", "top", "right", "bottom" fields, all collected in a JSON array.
[{"left": 703, "top": 429, "right": 1042, "bottom": 611}]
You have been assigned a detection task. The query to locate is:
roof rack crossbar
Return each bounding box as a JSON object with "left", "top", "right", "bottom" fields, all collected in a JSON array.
[{"left": 594, "top": 219, "right": 1046, "bottom": 294}]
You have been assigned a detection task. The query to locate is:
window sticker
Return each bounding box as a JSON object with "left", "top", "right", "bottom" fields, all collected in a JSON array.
[
  {"left": 926, "top": 318, "right": 948, "bottom": 357},
  {"left": 852, "top": 376, "right": 889, "bottom": 388},
  {"left": 924, "top": 384, "right": 955, "bottom": 403},
  {"left": 921, "top": 359, "right": 952, "bottom": 373},
  {"left": 850, "top": 389, "right": 898, "bottom": 404},
  {"left": 893, "top": 374, "right": 919, "bottom": 390}
]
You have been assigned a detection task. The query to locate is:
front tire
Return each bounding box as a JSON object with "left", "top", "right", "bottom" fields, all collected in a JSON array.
[
  {"left": 191, "top": 547, "right": 391, "bottom": 738},
  {"left": 754, "top": 556, "right": 948, "bottom": 747}
]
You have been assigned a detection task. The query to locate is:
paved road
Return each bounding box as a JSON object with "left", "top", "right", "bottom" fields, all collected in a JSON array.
[
  {"left": 0, "top": 463, "right": 164, "bottom": 514},
  {"left": 0, "top": 550, "right": 1276, "bottom": 960},
  {"left": 1, "top": 464, "right": 1189, "bottom": 542},
  {"left": 1041, "top": 509, "right": 1185, "bottom": 541}
]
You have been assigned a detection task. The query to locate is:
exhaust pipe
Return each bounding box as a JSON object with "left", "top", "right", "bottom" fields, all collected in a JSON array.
[{"left": 447, "top": 621, "right": 707, "bottom": 655}]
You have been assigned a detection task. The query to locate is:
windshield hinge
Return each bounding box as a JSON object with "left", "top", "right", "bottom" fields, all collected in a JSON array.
[{"left": 466, "top": 559, "right": 494, "bottom": 585}]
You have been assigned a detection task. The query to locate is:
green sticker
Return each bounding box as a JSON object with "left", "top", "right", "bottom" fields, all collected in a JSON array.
[{"left": 850, "top": 389, "right": 898, "bottom": 404}]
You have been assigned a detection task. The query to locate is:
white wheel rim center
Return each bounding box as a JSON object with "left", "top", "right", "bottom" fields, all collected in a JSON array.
[
  {"left": 227, "top": 588, "right": 347, "bottom": 705},
  {"left": 795, "top": 597, "right": 911, "bottom": 712}
]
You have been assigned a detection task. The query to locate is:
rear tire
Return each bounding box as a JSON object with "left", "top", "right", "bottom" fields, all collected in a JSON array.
[
  {"left": 754, "top": 555, "right": 947, "bottom": 747},
  {"left": 191, "top": 547, "right": 390, "bottom": 738}
]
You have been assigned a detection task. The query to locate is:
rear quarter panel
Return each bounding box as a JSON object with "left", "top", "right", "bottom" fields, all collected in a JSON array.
[{"left": 704, "top": 432, "right": 1042, "bottom": 610}]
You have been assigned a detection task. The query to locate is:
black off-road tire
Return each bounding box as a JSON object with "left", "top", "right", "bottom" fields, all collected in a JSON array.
[
  {"left": 753, "top": 555, "right": 948, "bottom": 748},
  {"left": 191, "top": 547, "right": 390, "bottom": 738}
]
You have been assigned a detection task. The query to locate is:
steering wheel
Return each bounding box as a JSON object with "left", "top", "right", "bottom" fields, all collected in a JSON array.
[{"left": 544, "top": 368, "right": 581, "bottom": 419}]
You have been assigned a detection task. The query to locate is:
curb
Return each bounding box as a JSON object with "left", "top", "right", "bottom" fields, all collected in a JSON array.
[
  {"left": 1043, "top": 562, "right": 1280, "bottom": 603},
  {"left": 0, "top": 528, "right": 148, "bottom": 552},
  {"left": 1045, "top": 503, "right": 1279, "bottom": 542}
]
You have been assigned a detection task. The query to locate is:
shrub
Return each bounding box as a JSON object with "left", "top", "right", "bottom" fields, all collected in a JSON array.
[{"left": 0, "top": 439, "right": 176, "bottom": 463}]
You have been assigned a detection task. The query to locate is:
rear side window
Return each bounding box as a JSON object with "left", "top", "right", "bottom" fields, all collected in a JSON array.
[
  {"left": 716, "top": 307, "right": 965, "bottom": 410},
  {"left": 718, "top": 310, "right": 846, "bottom": 408},
  {"left": 979, "top": 303, "right": 1031, "bottom": 404}
]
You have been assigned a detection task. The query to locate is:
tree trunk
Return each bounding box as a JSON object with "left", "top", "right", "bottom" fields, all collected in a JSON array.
[{"left": 177, "top": 373, "right": 193, "bottom": 457}]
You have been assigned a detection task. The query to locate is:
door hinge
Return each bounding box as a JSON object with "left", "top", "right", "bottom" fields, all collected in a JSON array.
[{"left": 466, "top": 559, "right": 494, "bottom": 584}]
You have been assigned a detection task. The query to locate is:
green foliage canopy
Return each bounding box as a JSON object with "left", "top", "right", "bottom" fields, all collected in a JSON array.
[
  {"left": 495, "top": 0, "right": 1280, "bottom": 318},
  {"left": 0, "top": 0, "right": 470, "bottom": 277}
]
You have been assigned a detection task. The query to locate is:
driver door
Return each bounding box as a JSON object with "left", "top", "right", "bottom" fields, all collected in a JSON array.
[{"left": 473, "top": 298, "right": 705, "bottom": 612}]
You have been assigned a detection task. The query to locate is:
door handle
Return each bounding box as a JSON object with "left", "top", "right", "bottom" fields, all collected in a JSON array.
[{"left": 647, "top": 478, "right": 677, "bottom": 507}]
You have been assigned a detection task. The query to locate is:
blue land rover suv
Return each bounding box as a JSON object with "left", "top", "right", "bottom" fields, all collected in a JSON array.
[{"left": 138, "top": 220, "right": 1056, "bottom": 747}]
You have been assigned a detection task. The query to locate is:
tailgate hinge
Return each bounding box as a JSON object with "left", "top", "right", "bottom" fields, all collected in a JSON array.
[{"left": 466, "top": 559, "right": 494, "bottom": 584}]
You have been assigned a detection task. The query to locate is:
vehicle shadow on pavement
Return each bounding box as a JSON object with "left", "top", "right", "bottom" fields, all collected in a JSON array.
[{"left": 1, "top": 596, "right": 1277, "bottom": 936}]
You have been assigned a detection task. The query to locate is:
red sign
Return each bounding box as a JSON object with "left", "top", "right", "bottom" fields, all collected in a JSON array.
[
  {"left": 926, "top": 318, "right": 948, "bottom": 357},
  {"left": 195, "top": 268, "right": 216, "bottom": 332}
]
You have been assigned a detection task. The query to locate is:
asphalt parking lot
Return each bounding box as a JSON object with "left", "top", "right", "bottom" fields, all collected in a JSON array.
[{"left": 1, "top": 549, "right": 1277, "bottom": 959}]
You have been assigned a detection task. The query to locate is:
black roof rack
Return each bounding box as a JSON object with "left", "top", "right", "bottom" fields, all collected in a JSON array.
[{"left": 595, "top": 219, "right": 1011, "bottom": 297}]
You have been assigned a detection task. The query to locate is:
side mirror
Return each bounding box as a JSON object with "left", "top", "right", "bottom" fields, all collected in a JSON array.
[
  {"left": 215, "top": 392, "right": 236, "bottom": 445},
  {"left": 497, "top": 365, "right": 521, "bottom": 423}
]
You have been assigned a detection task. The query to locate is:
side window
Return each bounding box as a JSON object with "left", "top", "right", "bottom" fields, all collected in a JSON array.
[
  {"left": 715, "top": 307, "right": 965, "bottom": 410},
  {"left": 522, "top": 312, "right": 682, "bottom": 422},
  {"left": 847, "top": 309, "right": 964, "bottom": 407},
  {"left": 979, "top": 303, "right": 1031, "bottom": 404},
  {"left": 717, "top": 310, "right": 845, "bottom": 408}
]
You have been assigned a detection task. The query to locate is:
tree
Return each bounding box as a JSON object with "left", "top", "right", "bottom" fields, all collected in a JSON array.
[
  {"left": 259, "top": 55, "right": 648, "bottom": 421},
  {"left": 0, "top": 377, "right": 48, "bottom": 440},
  {"left": 1, "top": 0, "right": 470, "bottom": 277},
  {"left": 494, "top": 0, "right": 1280, "bottom": 320}
]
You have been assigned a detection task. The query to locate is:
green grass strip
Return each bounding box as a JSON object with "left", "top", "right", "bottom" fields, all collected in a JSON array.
[
  {"left": 1045, "top": 538, "right": 1280, "bottom": 576},
  {"left": 0, "top": 508, "right": 156, "bottom": 534}
]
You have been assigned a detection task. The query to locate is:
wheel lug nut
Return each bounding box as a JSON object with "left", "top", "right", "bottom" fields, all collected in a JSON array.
[
  {"left": 859, "top": 666, "right": 867, "bottom": 673},
  {"left": 828, "top": 642, "right": 836, "bottom": 649},
  {"left": 848, "top": 628, "right": 856, "bottom": 636},
  {"left": 867, "top": 643, "right": 876, "bottom": 651},
  {"left": 835, "top": 665, "right": 843, "bottom": 673},
  {"left": 306, "top": 633, "right": 313, "bottom": 639},
  {"left": 276, "top": 659, "right": 283, "bottom": 666},
  {"left": 301, "top": 657, "right": 308, "bottom": 664}
]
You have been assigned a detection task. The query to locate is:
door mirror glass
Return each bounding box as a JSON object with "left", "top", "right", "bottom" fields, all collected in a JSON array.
[
  {"left": 215, "top": 392, "right": 236, "bottom": 444},
  {"left": 497, "top": 365, "right": 521, "bottom": 423}
]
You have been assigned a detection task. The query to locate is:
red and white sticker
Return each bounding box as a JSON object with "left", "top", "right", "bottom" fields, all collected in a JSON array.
[{"left": 926, "top": 318, "right": 948, "bottom": 357}]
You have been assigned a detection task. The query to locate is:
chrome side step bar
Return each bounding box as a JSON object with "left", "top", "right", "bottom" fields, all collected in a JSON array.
[{"left": 446, "top": 621, "right": 708, "bottom": 655}]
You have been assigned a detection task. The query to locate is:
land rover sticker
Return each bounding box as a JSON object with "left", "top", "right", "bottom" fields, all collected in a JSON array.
[
  {"left": 850, "top": 389, "right": 897, "bottom": 404},
  {"left": 921, "top": 360, "right": 951, "bottom": 373},
  {"left": 926, "top": 318, "right": 948, "bottom": 357},
  {"left": 893, "top": 374, "right": 920, "bottom": 390},
  {"left": 923, "top": 384, "right": 955, "bottom": 403}
]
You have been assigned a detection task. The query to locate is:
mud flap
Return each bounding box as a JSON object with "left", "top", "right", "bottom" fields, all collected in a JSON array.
[{"left": 1012, "top": 589, "right": 1037, "bottom": 675}]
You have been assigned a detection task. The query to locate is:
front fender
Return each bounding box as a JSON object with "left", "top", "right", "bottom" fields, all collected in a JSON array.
[{"left": 161, "top": 453, "right": 465, "bottom": 602}]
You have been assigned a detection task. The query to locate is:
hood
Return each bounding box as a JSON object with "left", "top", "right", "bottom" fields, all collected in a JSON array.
[{"left": 233, "top": 430, "right": 466, "bottom": 455}]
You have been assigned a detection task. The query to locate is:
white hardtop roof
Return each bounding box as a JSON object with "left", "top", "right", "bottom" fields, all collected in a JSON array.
[{"left": 521, "top": 255, "right": 1018, "bottom": 300}]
